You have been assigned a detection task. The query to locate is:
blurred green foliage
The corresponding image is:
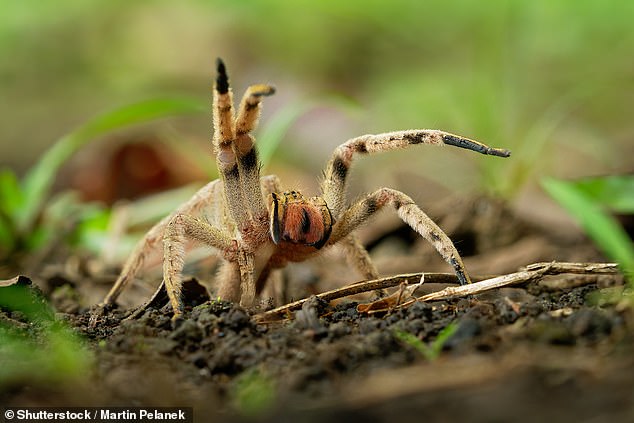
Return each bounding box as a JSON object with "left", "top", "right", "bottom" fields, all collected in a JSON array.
[
  {"left": 231, "top": 368, "right": 277, "bottom": 417},
  {"left": 0, "top": 280, "right": 92, "bottom": 385},
  {"left": 2, "top": 0, "right": 632, "bottom": 198},
  {"left": 543, "top": 176, "right": 634, "bottom": 286},
  {"left": 394, "top": 321, "right": 459, "bottom": 361},
  {"left": 1, "top": 1, "right": 633, "bottom": 275},
  {"left": 0, "top": 97, "right": 205, "bottom": 272}
]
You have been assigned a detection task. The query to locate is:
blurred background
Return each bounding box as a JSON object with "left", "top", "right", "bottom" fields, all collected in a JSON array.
[
  {"left": 4, "top": 0, "right": 633, "bottom": 189},
  {"left": 1, "top": 0, "right": 633, "bottom": 278}
]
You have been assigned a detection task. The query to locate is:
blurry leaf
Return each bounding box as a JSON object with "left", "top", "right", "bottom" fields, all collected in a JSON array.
[
  {"left": 500, "top": 84, "right": 597, "bottom": 197},
  {"left": 0, "top": 279, "right": 92, "bottom": 385},
  {"left": 23, "top": 191, "right": 82, "bottom": 253},
  {"left": 72, "top": 206, "right": 113, "bottom": 253},
  {"left": 257, "top": 102, "right": 315, "bottom": 169},
  {"left": 0, "top": 171, "right": 19, "bottom": 250},
  {"left": 542, "top": 177, "right": 634, "bottom": 283},
  {"left": 0, "top": 280, "right": 55, "bottom": 322},
  {"left": 23, "top": 225, "right": 52, "bottom": 252},
  {"left": 258, "top": 96, "right": 359, "bottom": 169},
  {"left": 74, "top": 206, "right": 111, "bottom": 237},
  {"left": 18, "top": 96, "right": 207, "bottom": 233},
  {"left": 44, "top": 323, "right": 93, "bottom": 377},
  {"left": 394, "top": 322, "right": 458, "bottom": 361},
  {"left": 122, "top": 183, "right": 201, "bottom": 228},
  {"left": 571, "top": 175, "right": 634, "bottom": 213},
  {"left": 432, "top": 321, "right": 459, "bottom": 351},
  {"left": 231, "top": 369, "right": 276, "bottom": 417},
  {"left": 0, "top": 169, "right": 24, "bottom": 217}
]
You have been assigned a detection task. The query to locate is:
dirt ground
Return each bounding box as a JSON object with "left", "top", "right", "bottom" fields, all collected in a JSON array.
[{"left": 2, "top": 196, "right": 633, "bottom": 422}]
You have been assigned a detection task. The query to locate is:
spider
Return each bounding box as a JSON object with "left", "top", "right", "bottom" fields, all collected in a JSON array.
[{"left": 100, "top": 58, "right": 510, "bottom": 319}]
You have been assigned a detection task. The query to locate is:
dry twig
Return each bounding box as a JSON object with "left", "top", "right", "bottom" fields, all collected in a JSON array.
[{"left": 255, "top": 261, "right": 621, "bottom": 322}]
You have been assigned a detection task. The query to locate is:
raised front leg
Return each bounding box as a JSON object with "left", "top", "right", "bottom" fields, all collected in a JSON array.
[
  {"left": 213, "top": 59, "right": 275, "bottom": 230},
  {"left": 321, "top": 130, "right": 510, "bottom": 219}
]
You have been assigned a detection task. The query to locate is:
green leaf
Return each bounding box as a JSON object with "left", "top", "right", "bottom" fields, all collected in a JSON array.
[
  {"left": 542, "top": 177, "right": 634, "bottom": 283},
  {"left": 0, "top": 169, "right": 24, "bottom": 217},
  {"left": 431, "top": 321, "right": 459, "bottom": 352},
  {"left": 393, "top": 322, "right": 458, "bottom": 361},
  {"left": 231, "top": 369, "right": 276, "bottom": 417},
  {"left": 257, "top": 102, "right": 314, "bottom": 169},
  {"left": 120, "top": 183, "right": 201, "bottom": 228},
  {"left": 257, "top": 96, "right": 359, "bottom": 169},
  {"left": 0, "top": 282, "right": 92, "bottom": 385},
  {"left": 571, "top": 175, "right": 634, "bottom": 213},
  {"left": 0, "top": 282, "right": 55, "bottom": 322},
  {"left": 18, "top": 97, "right": 207, "bottom": 233},
  {"left": 0, "top": 170, "right": 22, "bottom": 250}
]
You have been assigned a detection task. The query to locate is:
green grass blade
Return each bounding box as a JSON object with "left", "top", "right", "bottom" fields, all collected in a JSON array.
[
  {"left": 542, "top": 177, "right": 634, "bottom": 283},
  {"left": 0, "top": 169, "right": 24, "bottom": 217},
  {"left": 121, "top": 183, "right": 201, "bottom": 228},
  {"left": 0, "top": 170, "right": 23, "bottom": 251},
  {"left": 393, "top": 330, "right": 436, "bottom": 360},
  {"left": 431, "top": 321, "right": 459, "bottom": 353},
  {"left": 257, "top": 102, "right": 315, "bottom": 169},
  {"left": 572, "top": 175, "right": 634, "bottom": 214},
  {"left": 18, "top": 97, "right": 206, "bottom": 232},
  {"left": 257, "top": 96, "right": 359, "bottom": 169}
]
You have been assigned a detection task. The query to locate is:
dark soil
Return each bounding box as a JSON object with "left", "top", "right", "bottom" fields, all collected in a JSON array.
[{"left": 2, "top": 197, "right": 633, "bottom": 422}]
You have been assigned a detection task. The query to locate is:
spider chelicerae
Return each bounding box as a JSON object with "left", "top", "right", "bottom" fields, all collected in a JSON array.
[{"left": 100, "top": 59, "right": 510, "bottom": 319}]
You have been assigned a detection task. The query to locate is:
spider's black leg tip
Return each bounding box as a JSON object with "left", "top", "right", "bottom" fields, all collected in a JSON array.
[
  {"left": 450, "top": 257, "right": 470, "bottom": 286},
  {"left": 215, "top": 57, "right": 229, "bottom": 94}
]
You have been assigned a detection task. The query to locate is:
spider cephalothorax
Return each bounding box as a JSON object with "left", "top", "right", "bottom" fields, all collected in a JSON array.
[
  {"left": 269, "top": 191, "right": 333, "bottom": 249},
  {"left": 100, "top": 58, "right": 510, "bottom": 319}
]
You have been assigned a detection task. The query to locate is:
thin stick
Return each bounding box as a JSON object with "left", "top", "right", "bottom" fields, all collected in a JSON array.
[
  {"left": 255, "top": 272, "right": 475, "bottom": 322},
  {"left": 523, "top": 261, "right": 620, "bottom": 274},
  {"left": 254, "top": 261, "right": 621, "bottom": 322}
]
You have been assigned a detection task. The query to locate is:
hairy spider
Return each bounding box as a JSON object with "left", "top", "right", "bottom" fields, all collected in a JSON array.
[{"left": 100, "top": 59, "right": 510, "bottom": 318}]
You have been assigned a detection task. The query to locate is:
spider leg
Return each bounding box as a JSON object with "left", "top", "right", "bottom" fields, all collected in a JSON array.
[
  {"left": 213, "top": 58, "right": 249, "bottom": 228},
  {"left": 250, "top": 174, "right": 286, "bottom": 300},
  {"left": 232, "top": 83, "right": 275, "bottom": 223},
  {"left": 163, "top": 213, "right": 235, "bottom": 317},
  {"left": 102, "top": 181, "right": 224, "bottom": 306},
  {"left": 236, "top": 84, "right": 276, "bottom": 136},
  {"left": 161, "top": 177, "right": 282, "bottom": 314},
  {"left": 102, "top": 222, "right": 163, "bottom": 306},
  {"left": 214, "top": 59, "right": 275, "bottom": 234},
  {"left": 321, "top": 129, "right": 510, "bottom": 218},
  {"left": 340, "top": 233, "right": 387, "bottom": 297},
  {"left": 236, "top": 249, "right": 256, "bottom": 307},
  {"left": 340, "top": 234, "right": 379, "bottom": 280},
  {"left": 216, "top": 174, "right": 282, "bottom": 305},
  {"left": 216, "top": 260, "right": 241, "bottom": 302},
  {"left": 329, "top": 187, "right": 471, "bottom": 285}
]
